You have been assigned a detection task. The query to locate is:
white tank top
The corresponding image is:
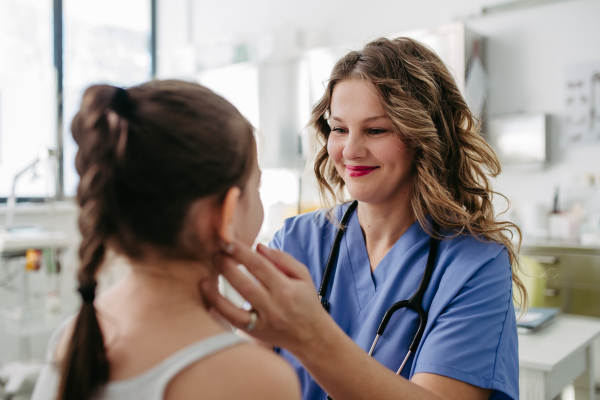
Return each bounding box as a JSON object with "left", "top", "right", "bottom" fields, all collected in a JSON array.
[{"left": 31, "top": 318, "right": 246, "bottom": 400}]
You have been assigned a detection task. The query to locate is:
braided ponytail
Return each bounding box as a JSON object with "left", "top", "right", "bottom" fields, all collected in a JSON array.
[{"left": 57, "top": 86, "right": 130, "bottom": 400}]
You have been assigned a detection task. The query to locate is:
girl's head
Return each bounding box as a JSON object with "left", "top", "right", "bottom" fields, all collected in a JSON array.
[
  {"left": 311, "top": 37, "right": 526, "bottom": 305},
  {"left": 59, "top": 80, "right": 262, "bottom": 400}
]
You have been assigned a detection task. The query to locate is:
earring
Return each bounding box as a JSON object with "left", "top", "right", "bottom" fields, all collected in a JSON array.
[{"left": 221, "top": 241, "right": 235, "bottom": 254}]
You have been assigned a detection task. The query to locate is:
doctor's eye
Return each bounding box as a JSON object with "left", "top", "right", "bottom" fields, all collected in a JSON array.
[{"left": 331, "top": 127, "right": 348, "bottom": 134}]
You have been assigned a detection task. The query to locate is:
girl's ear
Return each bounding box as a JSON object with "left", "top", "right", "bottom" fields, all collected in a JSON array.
[{"left": 219, "top": 187, "right": 242, "bottom": 244}]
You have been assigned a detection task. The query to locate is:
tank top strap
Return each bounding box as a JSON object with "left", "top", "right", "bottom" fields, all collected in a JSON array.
[{"left": 153, "top": 332, "right": 247, "bottom": 397}]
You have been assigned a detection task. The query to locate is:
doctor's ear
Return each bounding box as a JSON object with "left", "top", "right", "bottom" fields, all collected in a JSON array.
[{"left": 218, "top": 186, "right": 242, "bottom": 244}]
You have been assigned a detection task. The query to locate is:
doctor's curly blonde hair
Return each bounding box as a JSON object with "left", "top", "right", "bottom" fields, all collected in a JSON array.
[{"left": 310, "top": 37, "right": 527, "bottom": 309}]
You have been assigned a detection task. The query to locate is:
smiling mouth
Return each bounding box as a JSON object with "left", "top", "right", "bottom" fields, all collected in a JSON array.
[{"left": 346, "top": 165, "right": 379, "bottom": 177}]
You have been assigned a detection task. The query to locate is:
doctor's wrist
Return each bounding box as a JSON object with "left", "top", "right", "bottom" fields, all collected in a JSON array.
[{"left": 288, "top": 309, "right": 341, "bottom": 365}]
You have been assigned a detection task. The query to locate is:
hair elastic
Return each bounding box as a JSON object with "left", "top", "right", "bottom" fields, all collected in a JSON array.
[
  {"left": 78, "top": 281, "right": 97, "bottom": 304},
  {"left": 110, "top": 87, "right": 131, "bottom": 117}
]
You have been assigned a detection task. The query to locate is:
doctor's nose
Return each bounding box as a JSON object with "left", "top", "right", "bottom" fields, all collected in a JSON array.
[{"left": 342, "top": 131, "right": 367, "bottom": 160}]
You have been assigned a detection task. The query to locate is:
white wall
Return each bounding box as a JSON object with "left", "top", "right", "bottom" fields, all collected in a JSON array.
[
  {"left": 158, "top": 0, "right": 506, "bottom": 72},
  {"left": 187, "top": 0, "right": 503, "bottom": 49},
  {"left": 466, "top": 0, "right": 600, "bottom": 220},
  {"left": 158, "top": 0, "right": 600, "bottom": 229}
]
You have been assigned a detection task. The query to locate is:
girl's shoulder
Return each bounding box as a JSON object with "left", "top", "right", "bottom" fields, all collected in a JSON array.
[
  {"left": 48, "top": 314, "right": 77, "bottom": 364},
  {"left": 164, "top": 340, "right": 300, "bottom": 400},
  {"left": 41, "top": 317, "right": 300, "bottom": 400}
]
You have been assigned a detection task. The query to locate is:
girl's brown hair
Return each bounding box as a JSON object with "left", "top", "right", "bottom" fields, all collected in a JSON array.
[
  {"left": 58, "top": 80, "right": 254, "bottom": 400},
  {"left": 311, "top": 37, "right": 526, "bottom": 308}
]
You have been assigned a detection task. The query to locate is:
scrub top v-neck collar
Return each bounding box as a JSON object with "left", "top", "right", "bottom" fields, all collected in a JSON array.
[{"left": 340, "top": 204, "right": 430, "bottom": 310}]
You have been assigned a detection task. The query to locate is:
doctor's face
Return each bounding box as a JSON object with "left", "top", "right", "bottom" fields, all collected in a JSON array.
[{"left": 327, "top": 79, "right": 415, "bottom": 205}]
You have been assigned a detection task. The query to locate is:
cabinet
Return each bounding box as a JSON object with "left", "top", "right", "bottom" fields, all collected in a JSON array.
[
  {"left": 521, "top": 243, "right": 600, "bottom": 317},
  {"left": 521, "top": 242, "right": 600, "bottom": 391}
]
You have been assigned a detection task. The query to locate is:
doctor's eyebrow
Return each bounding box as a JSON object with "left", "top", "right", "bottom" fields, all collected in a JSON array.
[{"left": 330, "top": 115, "right": 388, "bottom": 123}]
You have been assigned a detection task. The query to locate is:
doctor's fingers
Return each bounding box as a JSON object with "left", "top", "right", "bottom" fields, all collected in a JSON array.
[
  {"left": 220, "top": 259, "right": 273, "bottom": 312},
  {"left": 200, "top": 279, "right": 258, "bottom": 330},
  {"left": 256, "top": 244, "right": 312, "bottom": 281},
  {"left": 226, "top": 240, "right": 287, "bottom": 290}
]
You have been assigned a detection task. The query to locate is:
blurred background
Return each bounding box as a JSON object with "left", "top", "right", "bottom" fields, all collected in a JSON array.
[{"left": 0, "top": 0, "right": 599, "bottom": 398}]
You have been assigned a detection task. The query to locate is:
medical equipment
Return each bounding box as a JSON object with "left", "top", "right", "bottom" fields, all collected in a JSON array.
[
  {"left": 317, "top": 200, "right": 440, "bottom": 386},
  {"left": 5, "top": 148, "right": 57, "bottom": 228},
  {"left": 0, "top": 150, "right": 73, "bottom": 400}
]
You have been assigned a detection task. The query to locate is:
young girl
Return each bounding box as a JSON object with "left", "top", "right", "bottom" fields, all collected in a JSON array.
[{"left": 32, "top": 80, "right": 300, "bottom": 400}]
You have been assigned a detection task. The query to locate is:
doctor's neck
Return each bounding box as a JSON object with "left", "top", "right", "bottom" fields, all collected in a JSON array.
[{"left": 356, "top": 190, "right": 416, "bottom": 254}]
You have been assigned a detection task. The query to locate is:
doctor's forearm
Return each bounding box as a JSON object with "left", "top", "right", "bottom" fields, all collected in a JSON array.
[{"left": 290, "top": 317, "right": 442, "bottom": 400}]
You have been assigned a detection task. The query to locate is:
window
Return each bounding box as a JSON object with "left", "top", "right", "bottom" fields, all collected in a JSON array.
[
  {"left": 62, "top": 0, "right": 152, "bottom": 196},
  {"left": 0, "top": 0, "right": 56, "bottom": 198}
]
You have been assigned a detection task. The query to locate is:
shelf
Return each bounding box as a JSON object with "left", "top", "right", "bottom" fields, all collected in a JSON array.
[
  {"left": 0, "top": 306, "right": 72, "bottom": 337},
  {"left": 0, "top": 226, "right": 74, "bottom": 254}
]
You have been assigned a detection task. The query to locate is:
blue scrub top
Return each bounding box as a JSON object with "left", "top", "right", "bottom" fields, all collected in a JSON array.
[{"left": 270, "top": 203, "right": 519, "bottom": 400}]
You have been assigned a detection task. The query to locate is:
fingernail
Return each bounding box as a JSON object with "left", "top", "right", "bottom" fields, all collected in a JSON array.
[{"left": 257, "top": 243, "right": 268, "bottom": 252}]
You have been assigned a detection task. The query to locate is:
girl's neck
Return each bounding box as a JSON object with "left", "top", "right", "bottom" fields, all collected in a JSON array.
[
  {"left": 91, "top": 256, "right": 229, "bottom": 383},
  {"left": 97, "top": 256, "right": 217, "bottom": 319},
  {"left": 128, "top": 257, "right": 214, "bottom": 308}
]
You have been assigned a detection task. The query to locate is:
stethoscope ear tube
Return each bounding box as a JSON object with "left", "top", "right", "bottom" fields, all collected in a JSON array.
[
  {"left": 375, "top": 301, "right": 427, "bottom": 351},
  {"left": 408, "top": 307, "right": 428, "bottom": 352},
  {"left": 376, "top": 300, "right": 411, "bottom": 335},
  {"left": 318, "top": 200, "right": 359, "bottom": 306},
  {"left": 375, "top": 222, "right": 440, "bottom": 337},
  {"left": 366, "top": 221, "right": 441, "bottom": 379},
  {"left": 408, "top": 228, "right": 440, "bottom": 351}
]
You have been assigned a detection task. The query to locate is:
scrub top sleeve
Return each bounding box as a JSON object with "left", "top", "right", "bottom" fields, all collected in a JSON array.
[
  {"left": 269, "top": 227, "right": 284, "bottom": 250},
  {"left": 413, "top": 250, "right": 519, "bottom": 400}
]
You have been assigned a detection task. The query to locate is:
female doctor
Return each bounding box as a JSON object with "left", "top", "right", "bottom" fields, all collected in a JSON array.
[{"left": 201, "top": 37, "right": 524, "bottom": 400}]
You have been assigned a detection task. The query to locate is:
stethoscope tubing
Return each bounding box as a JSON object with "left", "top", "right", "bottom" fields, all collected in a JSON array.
[
  {"left": 320, "top": 201, "right": 440, "bottom": 398},
  {"left": 318, "top": 200, "right": 358, "bottom": 310}
]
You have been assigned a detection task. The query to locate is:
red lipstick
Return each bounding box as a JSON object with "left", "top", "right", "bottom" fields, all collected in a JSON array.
[{"left": 346, "top": 165, "right": 379, "bottom": 177}]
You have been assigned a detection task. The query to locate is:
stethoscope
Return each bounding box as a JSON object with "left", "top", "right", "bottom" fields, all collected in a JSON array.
[{"left": 317, "top": 200, "right": 440, "bottom": 389}]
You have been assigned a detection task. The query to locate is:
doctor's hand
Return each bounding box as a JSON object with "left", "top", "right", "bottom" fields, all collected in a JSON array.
[
  {"left": 200, "top": 241, "right": 333, "bottom": 354},
  {"left": 201, "top": 242, "right": 490, "bottom": 400}
]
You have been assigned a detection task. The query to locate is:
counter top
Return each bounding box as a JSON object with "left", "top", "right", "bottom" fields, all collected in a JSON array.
[{"left": 518, "top": 314, "right": 600, "bottom": 371}]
